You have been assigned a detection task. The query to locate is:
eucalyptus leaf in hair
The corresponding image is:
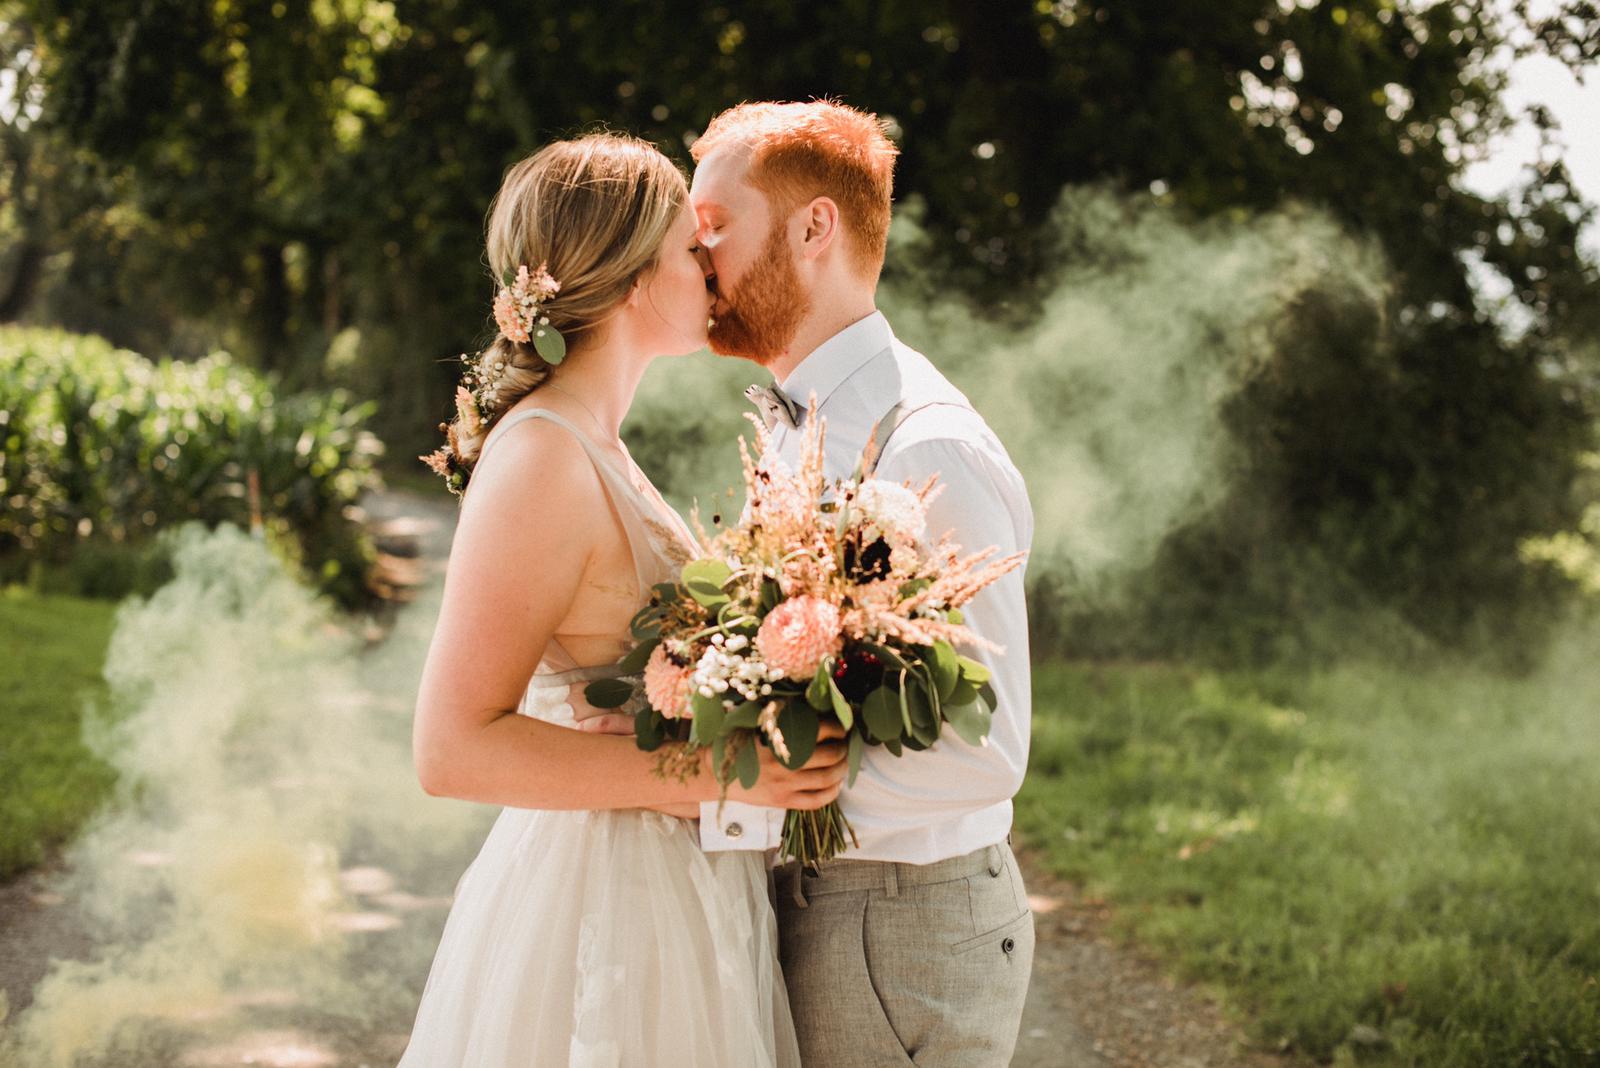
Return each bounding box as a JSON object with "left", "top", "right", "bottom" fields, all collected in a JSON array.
[{"left": 534, "top": 327, "right": 567, "bottom": 364}]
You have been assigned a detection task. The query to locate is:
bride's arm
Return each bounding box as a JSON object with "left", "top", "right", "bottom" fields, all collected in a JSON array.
[{"left": 412, "top": 421, "right": 845, "bottom": 812}]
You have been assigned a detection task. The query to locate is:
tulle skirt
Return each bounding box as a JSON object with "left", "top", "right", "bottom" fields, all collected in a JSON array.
[{"left": 397, "top": 803, "right": 800, "bottom": 1067}]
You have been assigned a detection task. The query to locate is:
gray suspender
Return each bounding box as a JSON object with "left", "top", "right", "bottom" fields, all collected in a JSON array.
[{"left": 862, "top": 400, "right": 966, "bottom": 477}]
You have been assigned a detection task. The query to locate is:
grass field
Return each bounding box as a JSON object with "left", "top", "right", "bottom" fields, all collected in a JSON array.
[
  {"left": 1018, "top": 658, "right": 1600, "bottom": 1067},
  {"left": 0, "top": 587, "right": 120, "bottom": 878}
]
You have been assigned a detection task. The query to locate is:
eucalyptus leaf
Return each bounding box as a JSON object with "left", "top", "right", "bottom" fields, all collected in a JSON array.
[
  {"left": 634, "top": 708, "right": 665, "bottom": 751},
  {"left": 533, "top": 326, "right": 566, "bottom": 364},
  {"left": 957, "top": 655, "right": 992, "bottom": 686},
  {"left": 905, "top": 682, "right": 939, "bottom": 746},
  {"left": 883, "top": 737, "right": 903, "bottom": 757},
  {"left": 724, "top": 701, "right": 762, "bottom": 729},
  {"left": 690, "top": 693, "right": 725, "bottom": 744},
  {"left": 682, "top": 559, "right": 733, "bottom": 590},
  {"left": 929, "top": 640, "right": 960, "bottom": 701},
  {"left": 686, "top": 582, "right": 730, "bottom": 609},
  {"left": 777, "top": 703, "right": 819, "bottom": 769},
  {"left": 618, "top": 637, "right": 660, "bottom": 675},
  {"left": 846, "top": 729, "right": 865, "bottom": 786},
  {"left": 735, "top": 736, "right": 761, "bottom": 789},
  {"left": 758, "top": 579, "right": 782, "bottom": 614},
  {"left": 947, "top": 676, "right": 980, "bottom": 708},
  {"left": 943, "top": 690, "right": 993, "bottom": 747},
  {"left": 826, "top": 673, "right": 854, "bottom": 731},
  {"left": 807, "top": 661, "right": 834, "bottom": 711},
  {"left": 862, "top": 687, "right": 902, "bottom": 742},
  {"left": 584, "top": 678, "right": 635, "bottom": 709}
]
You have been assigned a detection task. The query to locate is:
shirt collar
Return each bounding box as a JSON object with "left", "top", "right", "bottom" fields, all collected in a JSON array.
[{"left": 776, "top": 311, "right": 894, "bottom": 413}]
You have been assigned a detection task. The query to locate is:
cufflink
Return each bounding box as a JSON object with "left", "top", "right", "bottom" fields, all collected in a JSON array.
[{"left": 725, "top": 822, "right": 744, "bottom": 839}]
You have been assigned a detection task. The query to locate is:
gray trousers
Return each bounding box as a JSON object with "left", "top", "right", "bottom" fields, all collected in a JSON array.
[{"left": 774, "top": 839, "right": 1035, "bottom": 1067}]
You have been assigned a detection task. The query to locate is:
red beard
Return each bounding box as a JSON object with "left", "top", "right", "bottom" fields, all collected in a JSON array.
[{"left": 707, "top": 221, "right": 810, "bottom": 365}]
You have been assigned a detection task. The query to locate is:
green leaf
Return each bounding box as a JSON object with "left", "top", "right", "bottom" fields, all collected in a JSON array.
[
  {"left": 947, "top": 608, "right": 964, "bottom": 626},
  {"left": 533, "top": 326, "right": 566, "bottom": 364},
  {"left": 846, "top": 729, "right": 865, "bottom": 787},
  {"left": 943, "top": 689, "right": 993, "bottom": 748},
  {"left": 618, "top": 637, "right": 660, "bottom": 675},
  {"left": 735, "top": 736, "right": 761, "bottom": 789},
  {"left": 806, "top": 660, "right": 834, "bottom": 711},
  {"left": 634, "top": 708, "right": 665, "bottom": 751},
  {"left": 585, "top": 677, "right": 635, "bottom": 709},
  {"left": 758, "top": 578, "right": 782, "bottom": 614},
  {"left": 898, "top": 577, "right": 932, "bottom": 599},
  {"left": 904, "top": 681, "right": 939, "bottom": 746},
  {"left": 682, "top": 559, "right": 733, "bottom": 589},
  {"left": 861, "top": 687, "right": 902, "bottom": 742},
  {"left": 883, "top": 737, "right": 903, "bottom": 757},
  {"left": 957, "top": 654, "right": 992, "bottom": 686},
  {"left": 826, "top": 673, "right": 854, "bottom": 731},
  {"left": 690, "top": 692, "right": 725, "bottom": 744},
  {"left": 651, "top": 582, "right": 682, "bottom": 603},
  {"left": 682, "top": 559, "right": 733, "bottom": 608},
  {"left": 724, "top": 701, "right": 762, "bottom": 729},
  {"left": 712, "top": 733, "right": 728, "bottom": 783},
  {"left": 929, "top": 640, "right": 960, "bottom": 701},
  {"left": 777, "top": 703, "right": 819, "bottom": 769}
]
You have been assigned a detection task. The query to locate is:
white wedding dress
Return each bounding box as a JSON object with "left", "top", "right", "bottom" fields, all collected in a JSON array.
[{"left": 398, "top": 408, "right": 800, "bottom": 1068}]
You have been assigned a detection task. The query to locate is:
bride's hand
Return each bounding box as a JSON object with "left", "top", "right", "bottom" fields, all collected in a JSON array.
[{"left": 569, "top": 682, "right": 636, "bottom": 735}]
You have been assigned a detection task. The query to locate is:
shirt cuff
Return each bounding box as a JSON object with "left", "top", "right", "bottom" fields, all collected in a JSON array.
[{"left": 698, "top": 800, "right": 782, "bottom": 851}]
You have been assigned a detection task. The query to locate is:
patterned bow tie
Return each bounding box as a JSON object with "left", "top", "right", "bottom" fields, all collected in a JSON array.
[{"left": 744, "top": 382, "right": 805, "bottom": 431}]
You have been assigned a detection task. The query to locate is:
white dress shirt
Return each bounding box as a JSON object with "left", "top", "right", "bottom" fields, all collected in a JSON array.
[{"left": 699, "top": 312, "right": 1035, "bottom": 865}]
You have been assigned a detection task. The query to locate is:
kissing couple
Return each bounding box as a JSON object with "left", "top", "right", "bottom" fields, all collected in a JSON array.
[{"left": 402, "top": 99, "right": 1036, "bottom": 1067}]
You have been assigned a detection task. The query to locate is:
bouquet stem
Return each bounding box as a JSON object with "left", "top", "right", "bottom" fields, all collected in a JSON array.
[{"left": 780, "top": 802, "right": 860, "bottom": 868}]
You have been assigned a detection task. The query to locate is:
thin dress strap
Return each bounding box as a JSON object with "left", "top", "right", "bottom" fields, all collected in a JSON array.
[{"left": 470, "top": 407, "right": 696, "bottom": 692}]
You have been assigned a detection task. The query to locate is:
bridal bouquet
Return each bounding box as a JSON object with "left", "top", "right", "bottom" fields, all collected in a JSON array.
[{"left": 584, "top": 412, "right": 1024, "bottom": 867}]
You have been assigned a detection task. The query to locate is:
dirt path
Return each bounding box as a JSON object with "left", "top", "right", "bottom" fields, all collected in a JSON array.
[{"left": 0, "top": 491, "right": 1300, "bottom": 1068}]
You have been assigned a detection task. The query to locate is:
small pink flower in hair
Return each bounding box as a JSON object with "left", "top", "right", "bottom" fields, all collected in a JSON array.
[
  {"left": 454, "top": 386, "right": 483, "bottom": 437},
  {"left": 493, "top": 263, "right": 567, "bottom": 364}
]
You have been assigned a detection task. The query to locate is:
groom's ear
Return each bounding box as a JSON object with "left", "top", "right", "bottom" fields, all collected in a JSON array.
[{"left": 798, "top": 196, "right": 841, "bottom": 262}]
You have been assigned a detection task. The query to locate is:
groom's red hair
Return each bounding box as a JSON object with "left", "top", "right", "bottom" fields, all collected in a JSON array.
[{"left": 692, "top": 99, "right": 898, "bottom": 279}]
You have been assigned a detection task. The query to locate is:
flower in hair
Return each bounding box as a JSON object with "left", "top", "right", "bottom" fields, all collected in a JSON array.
[{"left": 493, "top": 263, "right": 566, "bottom": 364}]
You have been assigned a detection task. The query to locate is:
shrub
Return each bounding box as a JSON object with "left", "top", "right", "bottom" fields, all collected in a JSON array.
[{"left": 0, "top": 326, "right": 383, "bottom": 606}]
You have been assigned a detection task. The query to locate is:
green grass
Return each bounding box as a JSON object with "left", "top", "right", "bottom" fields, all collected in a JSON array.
[
  {"left": 1018, "top": 659, "right": 1600, "bottom": 1067},
  {"left": 0, "top": 586, "right": 120, "bottom": 877}
]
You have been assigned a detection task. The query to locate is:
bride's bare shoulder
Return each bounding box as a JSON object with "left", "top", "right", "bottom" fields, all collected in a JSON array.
[{"left": 460, "top": 415, "right": 607, "bottom": 523}]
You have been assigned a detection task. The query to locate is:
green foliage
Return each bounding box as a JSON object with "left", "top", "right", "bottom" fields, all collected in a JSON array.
[
  {"left": 3, "top": 0, "right": 1598, "bottom": 657},
  {"left": 1019, "top": 658, "right": 1600, "bottom": 1066},
  {"left": 0, "top": 325, "right": 383, "bottom": 605},
  {"left": 0, "top": 586, "right": 118, "bottom": 877}
]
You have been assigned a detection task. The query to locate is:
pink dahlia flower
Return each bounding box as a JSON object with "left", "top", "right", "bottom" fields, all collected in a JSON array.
[
  {"left": 643, "top": 645, "right": 693, "bottom": 719},
  {"left": 756, "top": 596, "right": 844, "bottom": 680}
]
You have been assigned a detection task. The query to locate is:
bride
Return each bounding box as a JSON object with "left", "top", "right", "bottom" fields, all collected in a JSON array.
[{"left": 400, "top": 133, "right": 840, "bottom": 1066}]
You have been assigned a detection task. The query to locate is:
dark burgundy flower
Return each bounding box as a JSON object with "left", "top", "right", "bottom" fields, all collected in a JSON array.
[
  {"left": 842, "top": 534, "right": 892, "bottom": 581},
  {"left": 832, "top": 649, "right": 883, "bottom": 704}
]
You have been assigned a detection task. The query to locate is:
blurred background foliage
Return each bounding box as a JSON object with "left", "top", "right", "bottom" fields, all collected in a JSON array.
[{"left": 1, "top": 0, "right": 1597, "bottom": 661}]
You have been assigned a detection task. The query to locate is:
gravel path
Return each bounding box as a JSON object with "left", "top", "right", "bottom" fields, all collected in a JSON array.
[{"left": 0, "top": 491, "right": 1303, "bottom": 1068}]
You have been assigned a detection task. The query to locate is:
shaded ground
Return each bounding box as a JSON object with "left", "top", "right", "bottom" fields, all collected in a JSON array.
[{"left": 0, "top": 490, "right": 1304, "bottom": 1068}]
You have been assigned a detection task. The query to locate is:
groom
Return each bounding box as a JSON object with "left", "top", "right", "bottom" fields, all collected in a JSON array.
[{"left": 690, "top": 100, "right": 1036, "bottom": 1067}]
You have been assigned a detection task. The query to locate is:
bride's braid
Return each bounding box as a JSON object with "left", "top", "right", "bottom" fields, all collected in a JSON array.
[{"left": 422, "top": 133, "right": 687, "bottom": 494}]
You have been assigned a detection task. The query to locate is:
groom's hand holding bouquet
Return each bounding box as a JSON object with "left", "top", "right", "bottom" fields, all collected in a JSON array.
[{"left": 584, "top": 409, "right": 1024, "bottom": 868}]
